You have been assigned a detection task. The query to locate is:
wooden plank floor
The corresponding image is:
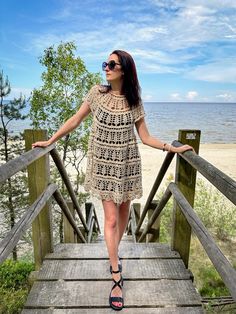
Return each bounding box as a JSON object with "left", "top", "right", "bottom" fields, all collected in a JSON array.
[{"left": 22, "top": 237, "right": 204, "bottom": 313}]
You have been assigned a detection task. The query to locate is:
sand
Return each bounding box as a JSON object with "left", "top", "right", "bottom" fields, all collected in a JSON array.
[{"left": 139, "top": 143, "right": 236, "bottom": 205}]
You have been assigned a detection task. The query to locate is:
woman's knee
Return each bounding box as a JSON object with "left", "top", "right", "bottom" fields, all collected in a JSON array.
[{"left": 105, "top": 215, "right": 118, "bottom": 229}]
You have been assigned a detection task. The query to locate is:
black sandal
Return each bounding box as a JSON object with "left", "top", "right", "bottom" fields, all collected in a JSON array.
[
  {"left": 110, "top": 256, "right": 122, "bottom": 274},
  {"left": 109, "top": 269, "right": 124, "bottom": 311}
]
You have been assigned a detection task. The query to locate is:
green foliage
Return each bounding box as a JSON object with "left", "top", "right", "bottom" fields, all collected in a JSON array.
[
  {"left": 0, "top": 259, "right": 34, "bottom": 289},
  {"left": 0, "top": 259, "right": 34, "bottom": 313},
  {"left": 194, "top": 179, "right": 236, "bottom": 240},
  {"left": 157, "top": 177, "right": 236, "bottom": 242},
  {"left": 30, "top": 41, "right": 102, "bottom": 241},
  {"left": 30, "top": 41, "right": 101, "bottom": 136},
  {"left": 30, "top": 41, "right": 102, "bottom": 194},
  {"left": 198, "top": 265, "right": 229, "bottom": 297}
]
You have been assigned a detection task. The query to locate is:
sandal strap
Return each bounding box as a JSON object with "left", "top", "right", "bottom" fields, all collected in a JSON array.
[
  {"left": 110, "top": 296, "right": 123, "bottom": 303},
  {"left": 112, "top": 269, "right": 120, "bottom": 274},
  {"left": 111, "top": 278, "right": 123, "bottom": 291}
]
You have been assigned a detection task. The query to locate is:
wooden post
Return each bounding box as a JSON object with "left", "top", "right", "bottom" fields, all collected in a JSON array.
[
  {"left": 171, "top": 129, "right": 201, "bottom": 268},
  {"left": 132, "top": 203, "right": 142, "bottom": 242},
  {"left": 147, "top": 200, "right": 160, "bottom": 242},
  {"left": 24, "top": 129, "right": 53, "bottom": 270},
  {"left": 63, "top": 201, "right": 77, "bottom": 243}
]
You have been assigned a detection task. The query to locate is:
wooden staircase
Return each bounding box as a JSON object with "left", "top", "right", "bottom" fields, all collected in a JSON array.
[{"left": 22, "top": 235, "right": 203, "bottom": 313}]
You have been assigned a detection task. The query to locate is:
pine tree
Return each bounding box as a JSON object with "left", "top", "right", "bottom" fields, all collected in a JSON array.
[{"left": 0, "top": 70, "right": 28, "bottom": 260}]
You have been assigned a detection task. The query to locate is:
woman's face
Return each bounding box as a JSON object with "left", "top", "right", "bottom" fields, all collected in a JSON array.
[{"left": 105, "top": 53, "right": 124, "bottom": 84}]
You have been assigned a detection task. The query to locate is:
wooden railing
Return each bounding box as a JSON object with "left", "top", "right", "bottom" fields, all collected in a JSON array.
[
  {"left": 128, "top": 129, "right": 236, "bottom": 302},
  {"left": 0, "top": 129, "right": 100, "bottom": 269}
]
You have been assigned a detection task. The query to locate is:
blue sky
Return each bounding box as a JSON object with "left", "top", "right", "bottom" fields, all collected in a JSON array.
[{"left": 1, "top": 0, "right": 236, "bottom": 102}]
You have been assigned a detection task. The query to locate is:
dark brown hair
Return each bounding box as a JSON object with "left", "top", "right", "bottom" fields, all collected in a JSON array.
[{"left": 106, "top": 50, "right": 142, "bottom": 108}]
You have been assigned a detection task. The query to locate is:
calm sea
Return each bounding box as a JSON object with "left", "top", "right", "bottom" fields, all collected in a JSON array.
[
  {"left": 144, "top": 102, "right": 236, "bottom": 144},
  {"left": 4, "top": 102, "right": 236, "bottom": 144}
]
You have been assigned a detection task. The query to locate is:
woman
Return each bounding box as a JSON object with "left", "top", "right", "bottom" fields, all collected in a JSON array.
[{"left": 32, "top": 50, "right": 193, "bottom": 311}]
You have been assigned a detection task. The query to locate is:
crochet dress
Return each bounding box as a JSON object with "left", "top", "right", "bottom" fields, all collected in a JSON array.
[{"left": 83, "top": 85, "right": 145, "bottom": 204}]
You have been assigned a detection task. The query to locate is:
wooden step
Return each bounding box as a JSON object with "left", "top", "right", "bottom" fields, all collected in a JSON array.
[
  {"left": 22, "top": 307, "right": 204, "bottom": 313},
  {"left": 37, "top": 258, "right": 192, "bottom": 280},
  {"left": 45, "top": 242, "right": 180, "bottom": 259},
  {"left": 23, "top": 241, "right": 203, "bottom": 313},
  {"left": 24, "top": 280, "right": 202, "bottom": 308}
]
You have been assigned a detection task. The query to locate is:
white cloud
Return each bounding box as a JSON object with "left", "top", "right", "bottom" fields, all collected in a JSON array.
[
  {"left": 188, "top": 59, "right": 236, "bottom": 83},
  {"left": 216, "top": 93, "right": 234, "bottom": 102},
  {"left": 186, "top": 91, "right": 198, "bottom": 100},
  {"left": 170, "top": 93, "right": 182, "bottom": 101}
]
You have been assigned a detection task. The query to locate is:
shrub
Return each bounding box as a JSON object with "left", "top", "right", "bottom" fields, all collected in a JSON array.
[{"left": 0, "top": 259, "right": 34, "bottom": 314}]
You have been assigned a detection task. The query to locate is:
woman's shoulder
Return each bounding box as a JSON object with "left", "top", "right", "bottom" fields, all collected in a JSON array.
[
  {"left": 88, "top": 84, "right": 109, "bottom": 95},
  {"left": 98, "top": 84, "right": 109, "bottom": 93}
]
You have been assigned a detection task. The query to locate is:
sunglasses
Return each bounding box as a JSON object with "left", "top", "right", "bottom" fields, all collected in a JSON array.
[{"left": 102, "top": 60, "right": 121, "bottom": 71}]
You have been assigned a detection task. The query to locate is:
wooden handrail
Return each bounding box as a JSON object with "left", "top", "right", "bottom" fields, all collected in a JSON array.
[
  {"left": 85, "top": 203, "right": 101, "bottom": 243},
  {"left": 138, "top": 182, "right": 236, "bottom": 301},
  {"left": 0, "top": 183, "right": 90, "bottom": 263},
  {"left": 136, "top": 139, "right": 236, "bottom": 237},
  {"left": 174, "top": 141, "right": 236, "bottom": 205},
  {"left": 0, "top": 145, "right": 92, "bottom": 234},
  {"left": 0, "top": 184, "right": 57, "bottom": 263},
  {"left": 0, "top": 144, "right": 55, "bottom": 184},
  {"left": 169, "top": 182, "right": 236, "bottom": 302},
  {"left": 138, "top": 187, "right": 172, "bottom": 242},
  {"left": 135, "top": 145, "right": 176, "bottom": 236},
  {"left": 50, "top": 148, "right": 89, "bottom": 232},
  {"left": 53, "top": 189, "right": 86, "bottom": 243}
]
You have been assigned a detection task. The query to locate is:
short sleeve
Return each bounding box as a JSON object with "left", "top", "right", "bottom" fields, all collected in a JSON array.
[
  {"left": 133, "top": 102, "right": 145, "bottom": 122},
  {"left": 83, "top": 85, "right": 99, "bottom": 113}
]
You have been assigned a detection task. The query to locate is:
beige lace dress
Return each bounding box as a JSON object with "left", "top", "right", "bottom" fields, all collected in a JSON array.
[{"left": 83, "top": 85, "right": 145, "bottom": 204}]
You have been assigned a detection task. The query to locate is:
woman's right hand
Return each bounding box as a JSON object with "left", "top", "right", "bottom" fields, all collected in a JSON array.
[{"left": 32, "top": 140, "right": 53, "bottom": 148}]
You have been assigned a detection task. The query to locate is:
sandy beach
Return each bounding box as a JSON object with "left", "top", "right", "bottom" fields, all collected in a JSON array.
[
  {"left": 79, "top": 143, "right": 236, "bottom": 230},
  {"left": 139, "top": 143, "right": 236, "bottom": 204}
]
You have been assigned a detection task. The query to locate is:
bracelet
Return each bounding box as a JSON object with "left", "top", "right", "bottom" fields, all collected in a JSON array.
[{"left": 162, "top": 143, "right": 167, "bottom": 151}]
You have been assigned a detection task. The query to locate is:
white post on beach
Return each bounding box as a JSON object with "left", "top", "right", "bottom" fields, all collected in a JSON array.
[{"left": 171, "top": 129, "right": 201, "bottom": 268}]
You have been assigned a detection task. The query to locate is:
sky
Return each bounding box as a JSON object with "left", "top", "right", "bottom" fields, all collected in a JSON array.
[{"left": 1, "top": 0, "right": 236, "bottom": 102}]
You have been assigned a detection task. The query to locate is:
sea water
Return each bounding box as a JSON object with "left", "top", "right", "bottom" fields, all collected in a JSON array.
[
  {"left": 144, "top": 102, "right": 236, "bottom": 144},
  {"left": 2, "top": 102, "right": 236, "bottom": 144}
]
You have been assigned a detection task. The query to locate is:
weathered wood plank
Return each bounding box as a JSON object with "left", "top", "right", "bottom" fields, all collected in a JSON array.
[
  {"left": 174, "top": 140, "right": 236, "bottom": 205},
  {"left": 169, "top": 182, "right": 236, "bottom": 302},
  {"left": 45, "top": 243, "right": 180, "bottom": 259},
  {"left": 37, "top": 258, "right": 191, "bottom": 280},
  {"left": 135, "top": 149, "right": 175, "bottom": 235},
  {"left": 22, "top": 307, "right": 204, "bottom": 314},
  {"left": 25, "top": 129, "right": 53, "bottom": 270},
  {"left": 0, "top": 143, "right": 55, "bottom": 184},
  {"left": 0, "top": 184, "right": 57, "bottom": 264},
  {"left": 172, "top": 130, "right": 200, "bottom": 268},
  {"left": 53, "top": 190, "right": 86, "bottom": 243},
  {"left": 50, "top": 148, "right": 88, "bottom": 231},
  {"left": 24, "top": 280, "right": 202, "bottom": 308}
]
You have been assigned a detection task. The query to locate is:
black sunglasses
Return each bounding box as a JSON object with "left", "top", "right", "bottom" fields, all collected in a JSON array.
[{"left": 102, "top": 60, "right": 121, "bottom": 71}]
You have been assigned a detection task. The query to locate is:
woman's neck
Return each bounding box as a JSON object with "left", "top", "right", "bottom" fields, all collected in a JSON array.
[{"left": 110, "top": 81, "right": 123, "bottom": 95}]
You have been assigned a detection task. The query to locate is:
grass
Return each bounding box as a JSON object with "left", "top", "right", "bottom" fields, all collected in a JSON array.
[{"left": 0, "top": 259, "right": 34, "bottom": 314}]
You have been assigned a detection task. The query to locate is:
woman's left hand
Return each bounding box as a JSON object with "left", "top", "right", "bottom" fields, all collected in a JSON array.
[{"left": 171, "top": 144, "right": 194, "bottom": 153}]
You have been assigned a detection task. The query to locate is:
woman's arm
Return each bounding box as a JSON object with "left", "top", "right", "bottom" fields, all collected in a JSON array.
[
  {"left": 32, "top": 101, "right": 91, "bottom": 148},
  {"left": 135, "top": 118, "right": 193, "bottom": 153}
]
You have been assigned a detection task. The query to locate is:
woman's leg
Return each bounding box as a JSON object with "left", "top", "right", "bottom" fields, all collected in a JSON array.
[
  {"left": 118, "top": 200, "right": 131, "bottom": 244},
  {"left": 102, "top": 200, "right": 122, "bottom": 308}
]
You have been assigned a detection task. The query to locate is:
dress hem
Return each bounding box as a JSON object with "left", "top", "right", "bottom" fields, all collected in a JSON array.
[{"left": 84, "top": 186, "right": 143, "bottom": 205}]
